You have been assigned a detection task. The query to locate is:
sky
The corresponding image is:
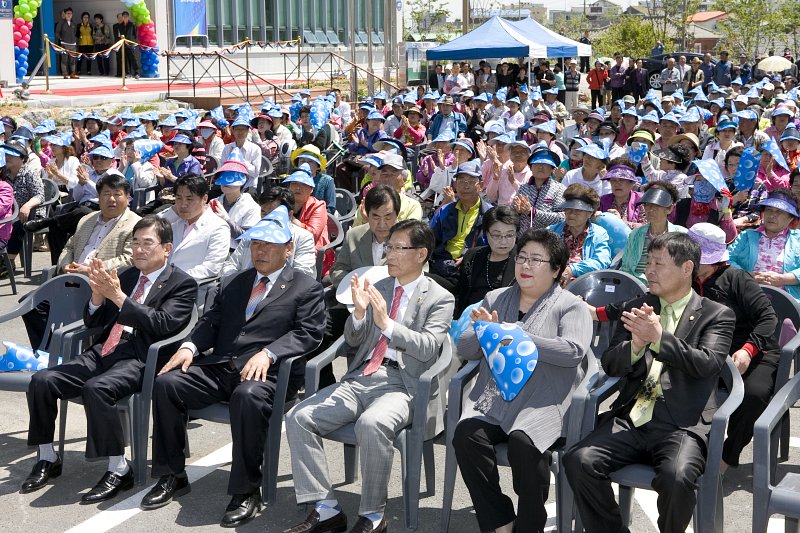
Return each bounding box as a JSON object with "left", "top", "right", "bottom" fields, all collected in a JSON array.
[{"left": 440, "top": 0, "right": 637, "bottom": 18}]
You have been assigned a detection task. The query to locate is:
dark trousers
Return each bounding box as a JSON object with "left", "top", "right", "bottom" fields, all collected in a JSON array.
[
  {"left": 46, "top": 204, "right": 95, "bottom": 265},
  {"left": 116, "top": 45, "right": 139, "bottom": 77},
  {"left": 7, "top": 220, "right": 24, "bottom": 255},
  {"left": 453, "top": 418, "right": 551, "bottom": 532},
  {"left": 151, "top": 362, "right": 284, "bottom": 495},
  {"left": 94, "top": 44, "right": 111, "bottom": 75},
  {"left": 611, "top": 86, "right": 627, "bottom": 101},
  {"left": 27, "top": 350, "right": 144, "bottom": 458},
  {"left": 723, "top": 354, "right": 778, "bottom": 466},
  {"left": 23, "top": 301, "right": 54, "bottom": 351},
  {"left": 580, "top": 57, "right": 590, "bottom": 73},
  {"left": 78, "top": 45, "right": 94, "bottom": 74},
  {"left": 563, "top": 406, "right": 707, "bottom": 533},
  {"left": 591, "top": 89, "right": 602, "bottom": 110}
]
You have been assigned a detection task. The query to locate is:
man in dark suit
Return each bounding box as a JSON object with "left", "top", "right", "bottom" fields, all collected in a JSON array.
[
  {"left": 22, "top": 216, "right": 197, "bottom": 502},
  {"left": 284, "top": 220, "right": 455, "bottom": 533},
  {"left": 428, "top": 64, "right": 444, "bottom": 91},
  {"left": 564, "top": 232, "right": 735, "bottom": 533},
  {"left": 141, "top": 205, "right": 325, "bottom": 528},
  {"left": 625, "top": 58, "right": 649, "bottom": 102}
]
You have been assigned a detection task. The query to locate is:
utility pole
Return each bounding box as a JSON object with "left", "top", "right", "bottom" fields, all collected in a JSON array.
[
  {"left": 366, "top": 0, "right": 375, "bottom": 94},
  {"left": 348, "top": 0, "right": 357, "bottom": 102},
  {"left": 462, "top": 0, "right": 469, "bottom": 34}
]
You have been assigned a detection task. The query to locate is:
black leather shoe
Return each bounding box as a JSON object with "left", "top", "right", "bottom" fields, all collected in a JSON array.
[
  {"left": 220, "top": 491, "right": 262, "bottom": 528},
  {"left": 140, "top": 473, "right": 190, "bottom": 510},
  {"left": 23, "top": 218, "right": 51, "bottom": 233},
  {"left": 20, "top": 455, "right": 62, "bottom": 493},
  {"left": 81, "top": 468, "right": 134, "bottom": 503},
  {"left": 284, "top": 509, "right": 348, "bottom": 533},
  {"left": 349, "top": 516, "right": 387, "bottom": 533}
]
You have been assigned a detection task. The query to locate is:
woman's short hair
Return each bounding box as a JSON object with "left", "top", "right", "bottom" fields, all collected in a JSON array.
[
  {"left": 259, "top": 186, "right": 295, "bottom": 212},
  {"left": 388, "top": 219, "right": 435, "bottom": 262},
  {"left": 790, "top": 168, "right": 800, "bottom": 187},
  {"left": 133, "top": 215, "right": 173, "bottom": 245},
  {"left": 724, "top": 145, "right": 744, "bottom": 166},
  {"left": 515, "top": 229, "right": 570, "bottom": 281},
  {"left": 642, "top": 180, "right": 680, "bottom": 204},
  {"left": 563, "top": 183, "right": 600, "bottom": 211},
  {"left": 365, "top": 184, "right": 401, "bottom": 215},
  {"left": 608, "top": 156, "right": 637, "bottom": 171},
  {"left": 648, "top": 232, "right": 701, "bottom": 278},
  {"left": 482, "top": 205, "right": 521, "bottom": 233},
  {"left": 174, "top": 173, "right": 209, "bottom": 198}
]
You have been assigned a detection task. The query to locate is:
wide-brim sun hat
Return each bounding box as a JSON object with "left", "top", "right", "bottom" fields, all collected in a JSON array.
[{"left": 687, "top": 222, "right": 730, "bottom": 264}]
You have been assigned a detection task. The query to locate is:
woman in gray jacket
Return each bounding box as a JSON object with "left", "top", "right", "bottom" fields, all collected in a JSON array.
[{"left": 454, "top": 228, "right": 593, "bottom": 533}]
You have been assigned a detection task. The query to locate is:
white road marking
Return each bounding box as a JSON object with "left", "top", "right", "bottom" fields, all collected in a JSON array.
[{"left": 64, "top": 443, "right": 233, "bottom": 533}]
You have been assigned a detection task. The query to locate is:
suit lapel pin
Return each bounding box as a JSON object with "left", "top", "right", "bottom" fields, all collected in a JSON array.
[
  {"left": 280, "top": 284, "right": 286, "bottom": 289},
  {"left": 689, "top": 315, "right": 695, "bottom": 321},
  {"left": 157, "top": 284, "right": 163, "bottom": 289}
]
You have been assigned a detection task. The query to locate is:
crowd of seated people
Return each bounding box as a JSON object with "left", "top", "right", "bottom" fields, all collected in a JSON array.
[{"left": 6, "top": 60, "right": 800, "bottom": 532}]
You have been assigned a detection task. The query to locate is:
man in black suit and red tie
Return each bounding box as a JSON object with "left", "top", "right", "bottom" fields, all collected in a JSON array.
[
  {"left": 564, "top": 233, "right": 735, "bottom": 532},
  {"left": 140, "top": 205, "right": 325, "bottom": 528},
  {"left": 22, "top": 215, "right": 197, "bottom": 502}
]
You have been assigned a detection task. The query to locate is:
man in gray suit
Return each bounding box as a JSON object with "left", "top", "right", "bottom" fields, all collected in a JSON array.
[{"left": 284, "top": 220, "right": 455, "bottom": 533}]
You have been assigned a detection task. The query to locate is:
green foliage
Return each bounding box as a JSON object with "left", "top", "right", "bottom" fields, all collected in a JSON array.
[
  {"left": 712, "top": 0, "right": 796, "bottom": 57},
  {"left": 406, "top": 0, "right": 453, "bottom": 42},
  {"left": 593, "top": 17, "right": 661, "bottom": 59}
]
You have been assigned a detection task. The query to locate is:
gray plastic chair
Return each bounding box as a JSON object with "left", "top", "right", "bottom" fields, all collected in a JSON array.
[
  {"left": 131, "top": 184, "right": 160, "bottom": 211},
  {"left": 439, "top": 350, "right": 599, "bottom": 533},
  {"left": 566, "top": 270, "right": 648, "bottom": 356},
  {"left": 753, "top": 371, "right": 800, "bottom": 533},
  {"left": 304, "top": 335, "right": 454, "bottom": 531},
  {"left": 0, "top": 200, "right": 19, "bottom": 294},
  {"left": 0, "top": 274, "right": 91, "bottom": 392},
  {"left": 334, "top": 188, "right": 357, "bottom": 231},
  {"left": 55, "top": 306, "right": 199, "bottom": 485},
  {"left": 186, "top": 352, "right": 302, "bottom": 503},
  {"left": 22, "top": 177, "right": 61, "bottom": 278},
  {"left": 580, "top": 357, "right": 743, "bottom": 533},
  {"left": 759, "top": 285, "right": 800, "bottom": 462}
]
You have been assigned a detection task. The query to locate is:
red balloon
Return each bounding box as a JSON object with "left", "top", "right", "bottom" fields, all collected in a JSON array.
[
  {"left": 19, "top": 25, "right": 29, "bottom": 35},
  {"left": 13, "top": 31, "right": 21, "bottom": 41},
  {"left": 17, "top": 40, "right": 28, "bottom": 49}
]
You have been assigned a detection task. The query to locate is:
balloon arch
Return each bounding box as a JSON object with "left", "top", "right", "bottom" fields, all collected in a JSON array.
[{"left": 12, "top": 0, "right": 160, "bottom": 82}]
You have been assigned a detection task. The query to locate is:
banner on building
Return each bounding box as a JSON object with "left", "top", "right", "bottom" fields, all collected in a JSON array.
[{"left": 173, "top": 0, "right": 207, "bottom": 37}]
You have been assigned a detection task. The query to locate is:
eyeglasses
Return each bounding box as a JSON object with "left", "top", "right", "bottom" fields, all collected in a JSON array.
[
  {"left": 487, "top": 232, "right": 516, "bottom": 241},
  {"left": 513, "top": 255, "right": 551, "bottom": 266},
  {"left": 384, "top": 244, "right": 421, "bottom": 254},
  {"left": 131, "top": 240, "right": 163, "bottom": 250}
]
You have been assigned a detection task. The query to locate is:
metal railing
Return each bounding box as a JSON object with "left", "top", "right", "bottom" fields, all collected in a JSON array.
[
  {"left": 280, "top": 51, "right": 400, "bottom": 96},
  {"left": 164, "top": 46, "right": 294, "bottom": 103}
]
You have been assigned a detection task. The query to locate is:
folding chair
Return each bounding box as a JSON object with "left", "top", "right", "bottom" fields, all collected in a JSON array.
[
  {"left": 0, "top": 200, "right": 19, "bottom": 294},
  {"left": 334, "top": 188, "right": 357, "bottom": 231}
]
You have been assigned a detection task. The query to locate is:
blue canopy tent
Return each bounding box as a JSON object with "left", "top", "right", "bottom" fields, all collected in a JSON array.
[
  {"left": 426, "top": 15, "right": 592, "bottom": 60},
  {"left": 426, "top": 16, "right": 534, "bottom": 60}
]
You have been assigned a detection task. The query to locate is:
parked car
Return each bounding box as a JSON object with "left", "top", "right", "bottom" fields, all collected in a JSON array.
[{"left": 641, "top": 53, "right": 716, "bottom": 89}]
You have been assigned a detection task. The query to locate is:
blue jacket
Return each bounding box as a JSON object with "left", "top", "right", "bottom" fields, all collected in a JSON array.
[
  {"left": 347, "top": 128, "right": 387, "bottom": 155},
  {"left": 547, "top": 221, "right": 612, "bottom": 277},
  {"left": 427, "top": 111, "right": 467, "bottom": 140},
  {"left": 429, "top": 198, "right": 493, "bottom": 276},
  {"left": 728, "top": 228, "right": 800, "bottom": 300}
]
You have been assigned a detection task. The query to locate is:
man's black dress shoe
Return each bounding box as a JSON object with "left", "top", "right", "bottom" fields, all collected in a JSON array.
[
  {"left": 140, "top": 473, "right": 190, "bottom": 510},
  {"left": 81, "top": 468, "right": 134, "bottom": 503},
  {"left": 283, "top": 509, "right": 348, "bottom": 533},
  {"left": 349, "top": 516, "right": 387, "bottom": 533},
  {"left": 23, "top": 218, "right": 52, "bottom": 233},
  {"left": 220, "top": 491, "right": 262, "bottom": 528},
  {"left": 20, "top": 456, "right": 62, "bottom": 493}
]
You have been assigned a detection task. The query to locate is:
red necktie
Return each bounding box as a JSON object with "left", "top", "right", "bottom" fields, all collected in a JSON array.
[
  {"left": 245, "top": 278, "right": 269, "bottom": 321},
  {"left": 101, "top": 276, "right": 149, "bottom": 357},
  {"left": 363, "top": 286, "right": 404, "bottom": 376}
]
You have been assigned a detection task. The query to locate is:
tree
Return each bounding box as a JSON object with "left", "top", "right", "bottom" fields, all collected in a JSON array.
[
  {"left": 641, "top": 0, "right": 702, "bottom": 47},
  {"left": 405, "top": 0, "right": 452, "bottom": 42},
  {"left": 712, "top": 0, "right": 780, "bottom": 58},
  {"left": 593, "top": 16, "right": 661, "bottom": 59},
  {"left": 551, "top": 15, "right": 589, "bottom": 42}
]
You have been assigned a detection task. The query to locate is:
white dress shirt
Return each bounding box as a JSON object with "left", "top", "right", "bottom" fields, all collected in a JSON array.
[
  {"left": 351, "top": 273, "right": 424, "bottom": 362},
  {"left": 371, "top": 238, "right": 386, "bottom": 266},
  {"left": 77, "top": 212, "right": 124, "bottom": 264}
]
